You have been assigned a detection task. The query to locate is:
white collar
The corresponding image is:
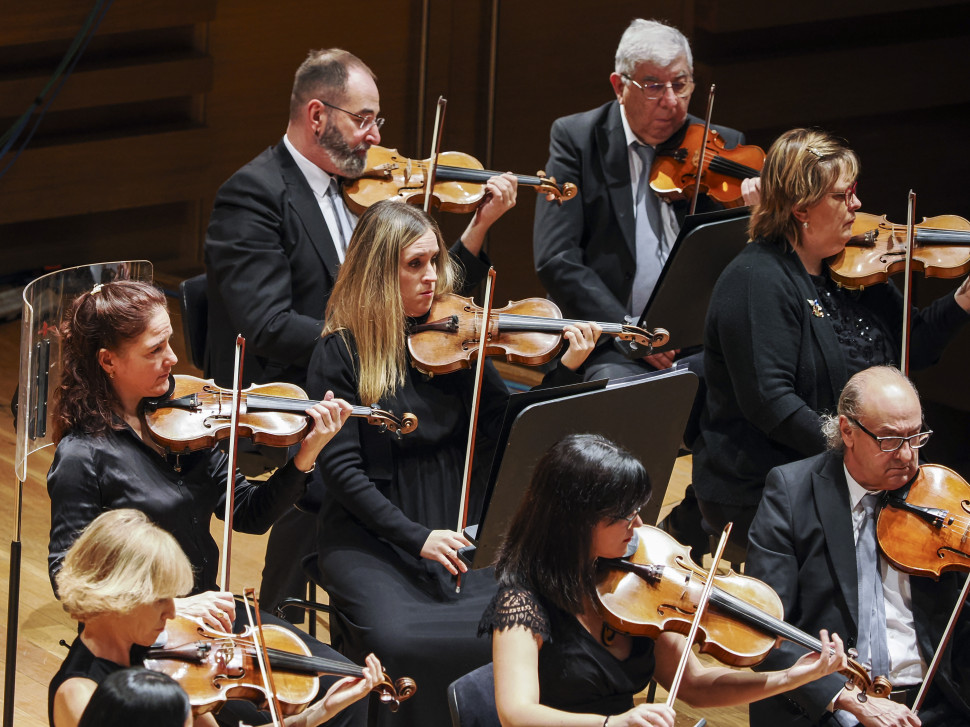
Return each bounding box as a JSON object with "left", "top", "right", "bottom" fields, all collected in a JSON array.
[
  {"left": 843, "top": 463, "right": 878, "bottom": 511},
  {"left": 283, "top": 134, "right": 335, "bottom": 198},
  {"left": 619, "top": 104, "right": 654, "bottom": 151}
]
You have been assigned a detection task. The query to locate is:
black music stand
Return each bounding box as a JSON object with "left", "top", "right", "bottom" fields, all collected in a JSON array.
[
  {"left": 460, "top": 367, "right": 697, "bottom": 569},
  {"left": 621, "top": 207, "right": 750, "bottom": 357}
]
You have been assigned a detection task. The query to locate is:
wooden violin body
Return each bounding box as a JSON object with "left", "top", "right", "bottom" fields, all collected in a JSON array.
[
  {"left": 877, "top": 464, "right": 970, "bottom": 579},
  {"left": 343, "top": 145, "right": 577, "bottom": 214},
  {"left": 829, "top": 212, "right": 970, "bottom": 289},
  {"left": 144, "top": 616, "right": 417, "bottom": 716},
  {"left": 142, "top": 374, "right": 417, "bottom": 454},
  {"left": 596, "top": 526, "right": 890, "bottom": 697},
  {"left": 650, "top": 124, "right": 765, "bottom": 208},
  {"left": 406, "top": 294, "right": 669, "bottom": 376}
]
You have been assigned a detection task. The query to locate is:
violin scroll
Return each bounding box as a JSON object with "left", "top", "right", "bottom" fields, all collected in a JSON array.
[
  {"left": 617, "top": 324, "right": 669, "bottom": 350},
  {"left": 365, "top": 407, "right": 418, "bottom": 437},
  {"left": 535, "top": 170, "right": 577, "bottom": 205},
  {"left": 373, "top": 674, "right": 418, "bottom": 712}
]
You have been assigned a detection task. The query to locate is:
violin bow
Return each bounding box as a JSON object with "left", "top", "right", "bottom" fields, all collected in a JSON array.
[
  {"left": 900, "top": 190, "right": 916, "bottom": 376},
  {"left": 689, "top": 84, "right": 715, "bottom": 217},
  {"left": 665, "top": 522, "right": 733, "bottom": 706},
  {"left": 243, "top": 588, "right": 285, "bottom": 727},
  {"left": 455, "top": 267, "right": 497, "bottom": 593},
  {"left": 912, "top": 572, "right": 970, "bottom": 714},
  {"left": 218, "top": 334, "right": 246, "bottom": 592},
  {"left": 422, "top": 96, "right": 447, "bottom": 214}
]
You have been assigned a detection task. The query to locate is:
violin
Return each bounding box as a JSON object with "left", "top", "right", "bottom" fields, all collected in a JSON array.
[
  {"left": 596, "top": 525, "right": 892, "bottom": 698},
  {"left": 877, "top": 463, "right": 970, "bottom": 578},
  {"left": 876, "top": 463, "right": 970, "bottom": 714},
  {"left": 650, "top": 124, "right": 765, "bottom": 208},
  {"left": 144, "top": 615, "right": 416, "bottom": 716},
  {"left": 406, "top": 294, "right": 670, "bottom": 376},
  {"left": 828, "top": 212, "right": 970, "bottom": 289},
  {"left": 142, "top": 374, "right": 417, "bottom": 454},
  {"left": 342, "top": 145, "right": 577, "bottom": 214}
]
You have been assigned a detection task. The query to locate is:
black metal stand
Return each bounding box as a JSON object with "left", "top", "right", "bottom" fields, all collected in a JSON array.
[
  {"left": 462, "top": 368, "right": 697, "bottom": 568},
  {"left": 4, "top": 480, "right": 23, "bottom": 727}
]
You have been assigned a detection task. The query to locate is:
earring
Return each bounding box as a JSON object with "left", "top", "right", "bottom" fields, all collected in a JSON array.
[
  {"left": 802, "top": 221, "right": 809, "bottom": 229},
  {"left": 108, "top": 371, "right": 115, "bottom": 380}
]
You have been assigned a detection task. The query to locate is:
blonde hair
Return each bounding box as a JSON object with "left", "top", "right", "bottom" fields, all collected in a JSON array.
[
  {"left": 323, "top": 200, "right": 458, "bottom": 404},
  {"left": 56, "top": 510, "right": 194, "bottom": 622},
  {"left": 750, "top": 128, "right": 859, "bottom": 247}
]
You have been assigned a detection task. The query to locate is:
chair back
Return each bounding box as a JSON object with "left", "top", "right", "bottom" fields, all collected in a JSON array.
[
  {"left": 179, "top": 273, "right": 208, "bottom": 371},
  {"left": 448, "top": 663, "right": 500, "bottom": 727}
]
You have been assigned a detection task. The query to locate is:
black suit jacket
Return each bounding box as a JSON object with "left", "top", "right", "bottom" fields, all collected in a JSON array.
[
  {"left": 205, "top": 141, "right": 489, "bottom": 388},
  {"left": 533, "top": 101, "right": 744, "bottom": 326},
  {"left": 746, "top": 451, "right": 969, "bottom": 726}
]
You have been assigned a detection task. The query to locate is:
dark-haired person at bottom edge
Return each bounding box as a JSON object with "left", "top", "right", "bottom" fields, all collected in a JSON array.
[
  {"left": 47, "top": 280, "right": 368, "bottom": 727},
  {"left": 50, "top": 510, "right": 382, "bottom": 727},
  {"left": 746, "top": 367, "right": 970, "bottom": 726},
  {"left": 78, "top": 668, "right": 192, "bottom": 727},
  {"left": 310, "top": 200, "right": 602, "bottom": 727},
  {"left": 480, "top": 434, "right": 849, "bottom": 727}
]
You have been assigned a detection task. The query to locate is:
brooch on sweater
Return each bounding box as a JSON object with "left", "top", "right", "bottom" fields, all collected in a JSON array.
[{"left": 807, "top": 298, "right": 825, "bottom": 318}]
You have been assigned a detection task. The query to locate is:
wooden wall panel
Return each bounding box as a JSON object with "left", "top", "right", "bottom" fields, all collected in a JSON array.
[
  {"left": 0, "top": 0, "right": 216, "bottom": 45},
  {"left": 1, "top": 0, "right": 968, "bottom": 421}
]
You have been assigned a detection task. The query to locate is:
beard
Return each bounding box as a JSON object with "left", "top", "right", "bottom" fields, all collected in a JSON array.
[{"left": 318, "top": 117, "right": 369, "bottom": 178}]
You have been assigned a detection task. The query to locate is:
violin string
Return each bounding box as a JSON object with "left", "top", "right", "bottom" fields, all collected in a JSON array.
[
  {"left": 496, "top": 313, "right": 623, "bottom": 333},
  {"left": 707, "top": 155, "right": 759, "bottom": 179}
]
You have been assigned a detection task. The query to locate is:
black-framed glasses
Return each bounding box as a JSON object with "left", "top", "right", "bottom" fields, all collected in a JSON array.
[
  {"left": 621, "top": 508, "right": 642, "bottom": 529},
  {"left": 829, "top": 181, "right": 858, "bottom": 206},
  {"left": 318, "top": 100, "right": 385, "bottom": 131},
  {"left": 621, "top": 73, "right": 694, "bottom": 100},
  {"left": 848, "top": 416, "right": 932, "bottom": 452}
]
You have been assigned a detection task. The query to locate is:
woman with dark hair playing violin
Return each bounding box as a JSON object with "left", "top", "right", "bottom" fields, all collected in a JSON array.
[
  {"left": 481, "top": 433, "right": 849, "bottom": 727},
  {"left": 692, "top": 128, "right": 970, "bottom": 554},
  {"left": 50, "top": 509, "right": 382, "bottom": 727},
  {"left": 46, "top": 279, "right": 371, "bottom": 727},
  {"left": 307, "top": 199, "right": 601, "bottom": 727}
]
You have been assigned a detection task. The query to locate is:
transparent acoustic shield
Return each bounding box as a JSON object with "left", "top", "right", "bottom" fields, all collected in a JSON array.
[{"left": 14, "top": 261, "right": 153, "bottom": 481}]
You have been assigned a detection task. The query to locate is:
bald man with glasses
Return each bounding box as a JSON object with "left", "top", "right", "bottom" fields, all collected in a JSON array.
[{"left": 746, "top": 366, "right": 970, "bottom": 727}]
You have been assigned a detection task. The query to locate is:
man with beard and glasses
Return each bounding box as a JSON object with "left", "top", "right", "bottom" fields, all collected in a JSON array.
[{"left": 204, "top": 48, "right": 518, "bottom": 620}]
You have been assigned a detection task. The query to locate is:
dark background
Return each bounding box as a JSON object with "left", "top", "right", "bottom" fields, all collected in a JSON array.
[{"left": 2, "top": 0, "right": 967, "bottom": 467}]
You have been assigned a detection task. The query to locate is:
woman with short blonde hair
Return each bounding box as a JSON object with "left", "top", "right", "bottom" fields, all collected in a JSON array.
[
  {"left": 49, "top": 510, "right": 382, "bottom": 727},
  {"left": 56, "top": 509, "right": 193, "bottom": 622}
]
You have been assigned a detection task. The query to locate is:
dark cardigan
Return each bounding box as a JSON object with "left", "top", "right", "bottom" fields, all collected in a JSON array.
[{"left": 692, "top": 238, "right": 967, "bottom": 507}]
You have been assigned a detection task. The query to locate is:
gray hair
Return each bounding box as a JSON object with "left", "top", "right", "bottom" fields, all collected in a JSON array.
[
  {"left": 822, "top": 366, "right": 920, "bottom": 451},
  {"left": 615, "top": 19, "right": 693, "bottom": 75}
]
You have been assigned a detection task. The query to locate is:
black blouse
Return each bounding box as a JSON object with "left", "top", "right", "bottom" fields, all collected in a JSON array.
[
  {"left": 47, "top": 423, "right": 308, "bottom": 594},
  {"left": 480, "top": 585, "right": 655, "bottom": 716},
  {"left": 48, "top": 638, "right": 148, "bottom": 727}
]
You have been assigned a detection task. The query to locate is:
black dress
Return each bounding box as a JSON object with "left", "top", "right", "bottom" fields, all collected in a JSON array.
[
  {"left": 480, "top": 585, "right": 655, "bottom": 716},
  {"left": 46, "top": 425, "right": 366, "bottom": 727},
  {"left": 48, "top": 639, "right": 147, "bottom": 727},
  {"left": 309, "top": 331, "right": 579, "bottom": 727}
]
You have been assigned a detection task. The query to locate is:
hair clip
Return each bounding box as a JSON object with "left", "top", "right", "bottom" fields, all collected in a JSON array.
[
  {"left": 806, "top": 147, "right": 824, "bottom": 159},
  {"left": 91, "top": 283, "right": 104, "bottom": 295}
]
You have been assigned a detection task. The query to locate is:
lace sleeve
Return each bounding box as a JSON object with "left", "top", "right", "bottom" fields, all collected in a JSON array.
[{"left": 478, "top": 585, "right": 551, "bottom": 642}]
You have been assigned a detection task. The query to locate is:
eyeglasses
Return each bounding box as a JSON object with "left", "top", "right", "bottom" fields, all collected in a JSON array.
[
  {"left": 621, "top": 508, "right": 642, "bottom": 529},
  {"left": 318, "top": 100, "right": 385, "bottom": 131},
  {"left": 848, "top": 416, "right": 932, "bottom": 452},
  {"left": 829, "top": 181, "right": 858, "bottom": 206},
  {"left": 621, "top": 74, "right": 694, "bottom": 100}
]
